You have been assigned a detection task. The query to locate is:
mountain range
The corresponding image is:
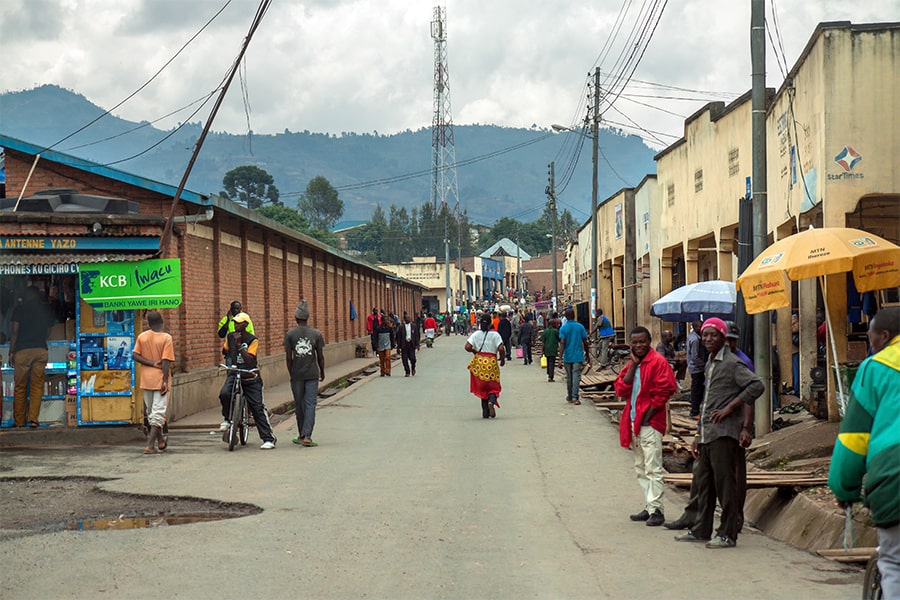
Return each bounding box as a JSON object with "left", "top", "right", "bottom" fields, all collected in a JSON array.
[{"left": 1, "top": 85, "right": 658, "bottom": 225}]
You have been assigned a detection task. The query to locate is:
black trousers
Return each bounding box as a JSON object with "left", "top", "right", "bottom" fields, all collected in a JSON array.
[
  {"left": 219, "top": 374, "right": 275, "bottom": 443},
  {"left": 401, "top": 344, "right": 417, "bottom": 374},
  {"left": 691, "top": 436, "right": 744, "bottom": 540},
  {"left": 545, "top": 354, "right": 557, "bottom": 379},
  {"left": 689, "top": 371, "right": 705, "bottom": 416},
  {"left": 679, "top": 445, "right": 747, "bottom": 530},
  {"left": 522, "top": 344, "right": 533, "bottom": 364}
]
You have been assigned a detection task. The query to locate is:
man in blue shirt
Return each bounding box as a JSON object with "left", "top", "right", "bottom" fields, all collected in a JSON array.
[
  {"left": 558, "top": 308, "right": 591, "bottom": 405},
  {"left": 591, "top": 308, "right": 616, "bottom": 365}
]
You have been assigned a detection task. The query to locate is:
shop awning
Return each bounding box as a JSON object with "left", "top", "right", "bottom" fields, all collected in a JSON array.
[{"left": 0, "top": 253, "right": 156, "bottom": 276}]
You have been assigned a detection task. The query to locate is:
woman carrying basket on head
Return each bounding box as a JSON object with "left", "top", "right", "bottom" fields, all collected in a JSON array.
[{"left": 465, "top": 313, "right": 506, "bottom": 419}]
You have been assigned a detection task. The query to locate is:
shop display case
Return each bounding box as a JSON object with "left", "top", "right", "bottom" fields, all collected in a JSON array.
[{"left": 1, "top": 341, "right": 72, "bottom": 426}]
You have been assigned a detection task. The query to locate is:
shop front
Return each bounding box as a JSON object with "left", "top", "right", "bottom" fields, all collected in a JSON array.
[{"left": 1, "top": 232, "right": 180, "bottom": 428}]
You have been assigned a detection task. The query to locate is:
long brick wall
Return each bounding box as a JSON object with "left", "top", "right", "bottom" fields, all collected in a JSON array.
[{"left": 3, "top": 147, "right": 423, "bottom": 419}]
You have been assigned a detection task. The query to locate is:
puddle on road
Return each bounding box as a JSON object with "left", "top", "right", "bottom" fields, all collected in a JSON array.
[{"left": 67, "top": 512, "right": 246, "bottom": 531}]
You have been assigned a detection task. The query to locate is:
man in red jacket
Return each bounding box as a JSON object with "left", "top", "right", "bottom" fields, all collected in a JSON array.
[{"left": 615, "top": 326, "right": 677, "bottom": 527}]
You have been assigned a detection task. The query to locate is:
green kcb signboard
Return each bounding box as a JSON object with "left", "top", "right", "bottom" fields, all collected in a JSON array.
[{"left": 79, "top": 259, "right": 182, "bottom": 310}]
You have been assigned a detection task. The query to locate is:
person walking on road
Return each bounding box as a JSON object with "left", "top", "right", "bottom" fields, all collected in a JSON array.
[
  {"left": 376, "top": 313, "right": 395, "bottom": 376},
  {"left": 423, "top": 312, "right": 438, "bottom": 348},
  {"left": 133, "top": 310, "right": 174, "bottom": 454},
  {"left": 828, "top": 307, "right": 900, "bottom": 598},
  {"left": 366, "top": 307, "right": 378, "bottom": 354},
  {"left": 518, "top": 315, "right": 535, "bottom": 365},
  {"left": 498, "top": 311, "right": 513, "bottom": 361},
  {"left": 541, "top": 318, "right": 560, "bottom": 382},
  {"left": 398, "top": 312, "right": 420, "bottom": 377},
  {"left": 675, "top": 317, "right": 762, "bottom": 549},
  {"left": 8, "top": 286, "right": 55, "bottom": 428},
  {"left": 284, "top": 300, "right": 326, "bottom": 448},
  {"left": 466, "top": 313, "right": 506, "bottom": 419},
  {"left": 614, "top": 326, "right": 677, "bottom": 527},
  {"left": 558, "top": 307, "right": 591, "bottom": 405}
]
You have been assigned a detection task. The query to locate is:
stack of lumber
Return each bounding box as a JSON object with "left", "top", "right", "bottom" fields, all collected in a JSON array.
[
  {"left": 663, "top": 470, "right": 828, "bottom": 489},
  {"left": 816, "top": 548, "right": 877, "bottom": 564}
]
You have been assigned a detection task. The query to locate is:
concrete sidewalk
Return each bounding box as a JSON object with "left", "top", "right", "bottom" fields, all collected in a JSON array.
[
  {"left": 170, "top": 354, "right": 380, "bottom": 429},
  {"left": 0, "top": 354, "right": 380, "bottom": 448}
]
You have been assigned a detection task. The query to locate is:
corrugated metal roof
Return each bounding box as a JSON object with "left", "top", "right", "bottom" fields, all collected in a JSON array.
[{"left": 0, "top": 253, "right": 156, "bottom": 266}]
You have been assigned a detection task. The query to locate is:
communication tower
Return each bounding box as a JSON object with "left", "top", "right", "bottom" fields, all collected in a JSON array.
[
  {"left": 430, "top": 6, "right": 461, "bottom": 310},
  {"left": 430, "top": 5, "right": 459, "bottom": 212}
]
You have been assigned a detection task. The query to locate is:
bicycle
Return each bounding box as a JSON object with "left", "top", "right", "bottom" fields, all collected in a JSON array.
[
  {"left": 590, "top": 339, "right": 631, "bottom": 374},
  {"left": 863, "top": 551, "right": 882, "bottom": 600},
  {"left": 219, "top": 364, "right": 259, "bottom": 451}
]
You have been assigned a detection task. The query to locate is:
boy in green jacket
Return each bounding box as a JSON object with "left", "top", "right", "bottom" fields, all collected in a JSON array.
[{"left": 828, "top": 307, "right": 899, "bottom": 598}]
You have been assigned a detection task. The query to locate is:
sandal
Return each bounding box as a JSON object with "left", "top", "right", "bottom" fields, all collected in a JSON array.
[
  {"left": 572, "top": 399, "right": 582, "bottom": 405},
  {"left": 143, "top": 448, "right": 161, "bottom": 454},
  {"left": 158, "top": 435, "right": 168, "bottom": 451},
  {"left": 301, "top": 439, "right": 318, "bottom": 447}
]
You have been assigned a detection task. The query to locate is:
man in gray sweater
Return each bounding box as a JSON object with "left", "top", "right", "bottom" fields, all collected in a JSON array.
[{"left": 675, "top": 317, "right": 764, "bottom": 549}]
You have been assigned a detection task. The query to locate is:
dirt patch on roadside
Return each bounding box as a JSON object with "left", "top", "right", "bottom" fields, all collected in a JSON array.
[{"left": 0, "top": 477, "right": 261, "bottom": 537}]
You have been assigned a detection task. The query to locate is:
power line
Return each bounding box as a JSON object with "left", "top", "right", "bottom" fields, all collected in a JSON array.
[
  {"left": 280, "top": 131, "right": 557, "bottom": 197},
  {"left": 59, "top": 91, "right": 219, "bottom": 152},
  {"left": 45, "top": 0, "right": 234, "bottom": 154}
]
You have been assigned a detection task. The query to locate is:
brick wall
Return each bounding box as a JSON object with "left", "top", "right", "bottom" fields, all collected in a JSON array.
[{"left": 3, "top": 147, "right": 423, "bottom": 419}]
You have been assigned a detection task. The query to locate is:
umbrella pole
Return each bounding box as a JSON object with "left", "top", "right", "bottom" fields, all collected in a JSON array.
[{"left": 819, "top": 276, "right": 846, "bottom": 419}]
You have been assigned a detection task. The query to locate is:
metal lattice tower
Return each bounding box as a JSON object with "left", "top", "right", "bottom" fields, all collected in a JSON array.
[{"left": 430, "top": 5, "right": 459, "bottom": 213}]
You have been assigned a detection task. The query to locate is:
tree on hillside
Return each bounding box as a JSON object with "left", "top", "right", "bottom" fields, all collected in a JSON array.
[
  {"left": 221, "top": 165, "right": 280, "bottom": 209},
  {"left": 256, "top": 205, "right": 308, "bottom": 232},
  {"left": 345, "top": 205, "right": 387, "bottom": 262},
  {"left": 299, "top": 176, "right": 344, "bottom": 231}
]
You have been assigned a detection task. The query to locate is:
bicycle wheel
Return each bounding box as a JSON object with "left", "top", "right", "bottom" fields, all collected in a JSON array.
[
  {"left": 609, "top": 355, "right": 622, "bottom": 374},
  {"left": 239, "top": 400, "right": 250, "bottom": 446},
  {"left": 228, "top": 390, "right": 242, "bottom": 451},
  {"left": 863, "top": 555, "right": 882, "bottom": 600}
]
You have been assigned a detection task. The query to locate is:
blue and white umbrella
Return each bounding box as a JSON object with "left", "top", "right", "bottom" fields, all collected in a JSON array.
[{"left": 650, "top": 280, "right": 737, "bottom": 322}]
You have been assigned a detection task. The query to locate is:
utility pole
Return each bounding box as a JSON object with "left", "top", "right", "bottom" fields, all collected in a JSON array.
[
  {"left": 516, "top": 225, "right": 522, "bottom": 304},
  {"left": 546, "top": 161, "right": 559, "bottom": 311},
  {"left": 590, "top": 66, "right": 600, "bottom": 336},
  {"left": 751, "top": 0, "right": 771, "bottom": 435}
]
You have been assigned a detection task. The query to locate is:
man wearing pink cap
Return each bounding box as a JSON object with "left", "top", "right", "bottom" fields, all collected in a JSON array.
[{"left": 674, "top": 317, "right": 763, "bottom": 549}]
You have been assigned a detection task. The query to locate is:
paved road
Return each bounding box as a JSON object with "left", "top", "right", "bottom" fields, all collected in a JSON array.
[{"left": 0, "top": 337, "right": 860, "bottom": 599}]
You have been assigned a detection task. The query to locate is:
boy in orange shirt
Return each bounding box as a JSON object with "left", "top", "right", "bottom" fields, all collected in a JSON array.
[{"left": 133, "top": 310, "right": 174, "bottom": 454}]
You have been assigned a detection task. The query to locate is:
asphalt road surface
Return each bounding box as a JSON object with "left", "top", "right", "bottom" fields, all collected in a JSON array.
[{"left": 0, "top": 338, "right": 860, "bottom": 599}]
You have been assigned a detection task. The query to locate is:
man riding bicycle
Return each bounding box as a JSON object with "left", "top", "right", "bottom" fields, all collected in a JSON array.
[{"left": 218, "top": 312, "right": 277, "bottom": 449}]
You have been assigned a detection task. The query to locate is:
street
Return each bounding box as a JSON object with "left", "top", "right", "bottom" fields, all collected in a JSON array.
[{"left": 1, "top": 338, "right": 860, "bottom": 599}]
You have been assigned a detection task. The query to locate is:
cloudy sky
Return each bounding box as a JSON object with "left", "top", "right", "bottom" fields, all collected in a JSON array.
[{"left": 2, "top": 0, "right": 898, "bottom": 149}]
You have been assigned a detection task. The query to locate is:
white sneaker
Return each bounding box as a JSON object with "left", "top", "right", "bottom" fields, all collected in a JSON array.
[
  {"left": 260, "top": 441, "right": 276, "bottom": 450},
  {"left": 219, "top": 420, "right": 230, "bottom": 431}
]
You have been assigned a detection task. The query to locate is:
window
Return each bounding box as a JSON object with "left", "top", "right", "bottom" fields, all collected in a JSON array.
[
  {"left": 728, "top": 147, "right": 740, "bottom": 176},
  {"left": 694, "top": 169, "right": 703, "bottom": 193},
  {"left": 667, "top": 183, "right": 675, "bottom": 206}
]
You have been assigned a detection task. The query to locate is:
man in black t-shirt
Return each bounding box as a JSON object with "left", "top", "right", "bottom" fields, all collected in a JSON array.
[
  {"left": 9, "top": 287, "right": 55, "bottom": 428},
  {"left": 284, "top": 300, "right": 325, "bottom": 447}
]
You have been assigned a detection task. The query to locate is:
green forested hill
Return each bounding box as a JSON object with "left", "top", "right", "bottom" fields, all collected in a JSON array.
[{"left": 1, "top": 85, "right": 657, "bottom": 225}]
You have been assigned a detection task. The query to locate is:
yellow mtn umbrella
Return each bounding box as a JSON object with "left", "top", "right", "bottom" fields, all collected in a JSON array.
[
  {"left": 737, "top": 227, "right": 900, "bottom": 418},
  {"left": 736, "top": 227, "right": 900, "bottom": 314}
]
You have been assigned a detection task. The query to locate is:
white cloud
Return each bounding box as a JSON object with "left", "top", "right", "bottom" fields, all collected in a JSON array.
[{"left": 2, "top": 0, "right": 898, "bottom": 148}]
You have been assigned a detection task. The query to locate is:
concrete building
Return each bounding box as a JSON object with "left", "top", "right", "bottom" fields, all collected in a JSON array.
[{"left": 566, "top": 21, "right": 900, "bottom": 412}]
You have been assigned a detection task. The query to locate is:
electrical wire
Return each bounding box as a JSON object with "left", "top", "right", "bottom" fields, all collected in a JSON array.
[
  {"left": 280, "top": 131, "right": 557, "bottom": 197},
  {"left": 44, "top": 0, "right": 234, "bottom": 154},
  {"left": 58, "top": 91, "right": 219, "bottom": 152}
]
